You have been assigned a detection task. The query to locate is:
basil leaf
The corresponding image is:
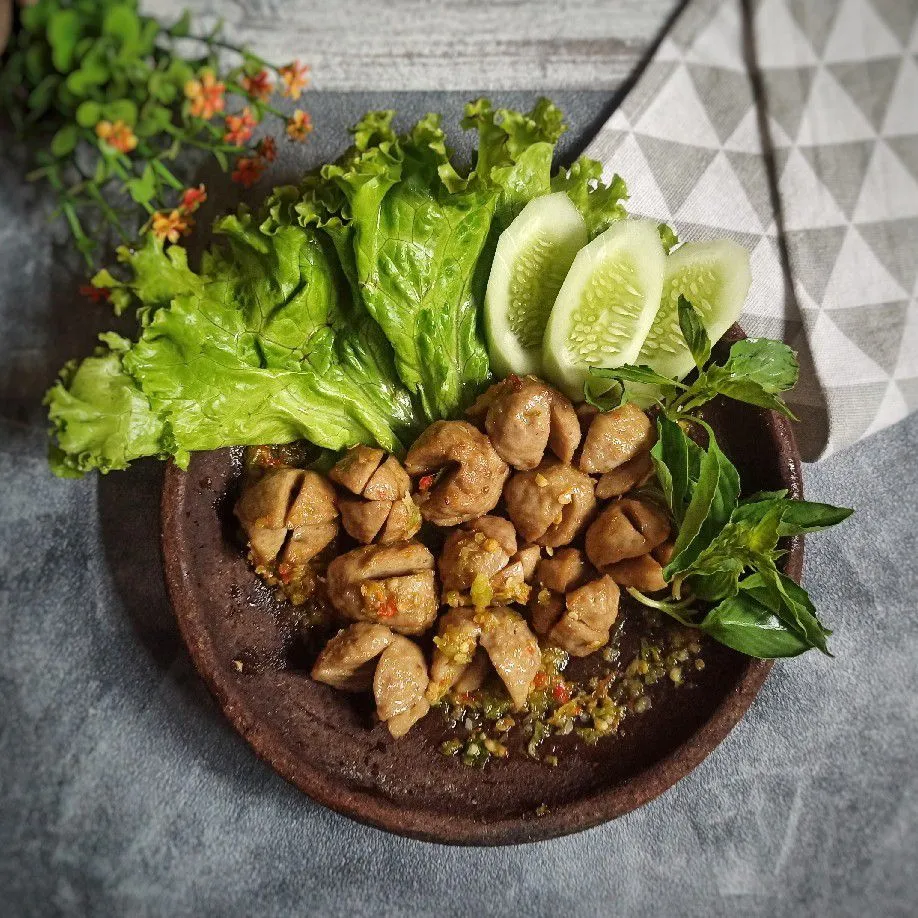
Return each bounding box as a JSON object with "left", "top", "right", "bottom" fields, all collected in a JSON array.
[
  {"left": 665, "top": 430, "right": 740, "bottom": 577},
  {"left": 651, "top": 415, "right": 703, "bottom": 526},
  {"left": 743, "top": 568, "right": 832, "bottom": 656},
  {"left": 732, "top": 496, "right": 853, "bottom": 535},
  {"left": 678, "top": 296, "right": 711, "bottom": 370},
  {"left": 700, "top": 590, "right": 813, "bottom": 658},
  {"left": 722, "top": 338, "right": 799, "bottom": 392},
  {"left": 589, "top": 363, "right": 683, "bottom": 389},
  {"left": 582, "top": 374, "right": 623, "bottom": 412}
]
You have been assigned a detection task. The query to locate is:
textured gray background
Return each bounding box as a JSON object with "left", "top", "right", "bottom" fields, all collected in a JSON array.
[{"left": 2, "top": 4, "right": 918, "bottom": 917}]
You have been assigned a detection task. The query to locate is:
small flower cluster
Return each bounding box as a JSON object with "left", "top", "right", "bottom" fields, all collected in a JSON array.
[{"left": 0, "top": 1, "right": 314, "bottom": 271}]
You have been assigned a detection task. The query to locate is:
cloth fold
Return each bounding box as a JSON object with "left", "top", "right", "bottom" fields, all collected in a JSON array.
[{"left": 585, "top": 0, "right": 918, "bottom": 459}]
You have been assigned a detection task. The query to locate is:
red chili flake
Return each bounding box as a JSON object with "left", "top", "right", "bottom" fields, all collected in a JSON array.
[
  {"left": 79, "top": 284, "right": 111, "bottom": 304},
  {"left": 552, "top": 683, "right": 571, "bottom": 704},
  {"left": 418, "top": 474, "right": 435, "bottom": 492},
  {"left": 533, "top": 672, "right": 548, "bottom": 690},
  {"left": 378, "top": 595, "right": 398, "bottom": 619},
  {"left": 506, "top": 373, "right": 523, "bottom": 391},
  {"left": 277, "top": 563, "right": 293, "bottom": 584}
]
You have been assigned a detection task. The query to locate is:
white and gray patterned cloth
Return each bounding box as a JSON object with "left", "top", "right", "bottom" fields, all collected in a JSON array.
[{"left": 586, "top": 0, "right": 918, "bottom": 459}]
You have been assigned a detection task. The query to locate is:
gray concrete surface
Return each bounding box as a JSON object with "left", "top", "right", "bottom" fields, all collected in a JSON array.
[{"left": 1, "top": 31, "right": 917, "bottom": 918}]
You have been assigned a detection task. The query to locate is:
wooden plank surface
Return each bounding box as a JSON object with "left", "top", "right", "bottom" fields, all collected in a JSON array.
[{"left": 145, "top": 0, "right": 679, "bottom": 90}]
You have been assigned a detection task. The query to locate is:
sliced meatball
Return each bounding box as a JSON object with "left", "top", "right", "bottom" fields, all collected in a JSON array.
[
  {"left": 311, "top": 622, "right": 394, "bottom": 691},
  {"left": 510, "top": 545, "right": 541, "bottom": 583},
  {"left": 503, "top": 459, "right": 596, "bottom": 548},
  {"left": 595, "top": 451, "right": 655, "bottom": 500},
  {"left": 579, "top": 403, "right": 656, "bottom": 474},
  {"left": 373, "top": 635, "right": 430, "bottom": 736},
  {"left": 427, "top": 608, "right": 482, "bottom": 703},
  {"left": 339, "top": 497, "right": 392, "bottom": 543},
  {"left": 235, "top": 468, "right": 338, "bottom": 567},
  {"left": 453, "top": 648, "right": 490, "bottom": 694},
  {"left": 585, "top": 498, "right": 671, "bottom": 570},
  {"left": 328, "top": 445, "right": 385, "bottom": 495},
  {"left": 605, "top": 554, "right": 667, "bottom": 592},
  {"left": 535, "top": 547, "right": 589, "bottom": 593},
  {"left": 363, "top": 455, "right": 411, "bottom": 501},
  {"left": 468, "top": 377, "right": 581, "bottom": 470},
  {"left": 528, "top": 588, "right": 565, "bottom": 636},
  {"left": 405, "top": 421, "right": 509, "bottom": 526},
  {"left": 653, "top": 540, "right": 675, "bottom": 566},
  {"left": 326, "top": 542, "right": 437, "bottom": 635},
  {"left": 548, "top": 576, "right": 620, "bottom": 657},
  {"left": 478, "top": 607, "right": 541, "bottom": 709},
  {"left": 378, "top": 495, "right": 422, "bottom": 544},
  {"left": 438, "top": 516, "right": 516, "bottom": 592},
  {"left": 490, "top": 560, "right": 531, "bottom": 605}
]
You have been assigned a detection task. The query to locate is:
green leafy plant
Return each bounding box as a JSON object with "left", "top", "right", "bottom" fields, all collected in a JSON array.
[
  {"left": 45, "top": 99, "right": 626, "bottom": 475},
  {"left": 1, "top": 0, "right": 313, "bottom": 268},
  {"left": 591, "top": 298, "right": 853, "bottom": 658}
]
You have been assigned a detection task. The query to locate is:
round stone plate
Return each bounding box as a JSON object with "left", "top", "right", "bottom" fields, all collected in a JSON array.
[{"left": 160, "top": 327, "right": 803, "bottom": 844}]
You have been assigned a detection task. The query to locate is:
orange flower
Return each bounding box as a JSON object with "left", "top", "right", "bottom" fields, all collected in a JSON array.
[
  {"left": 223, "top": 107, "right": 257, "bottom": 145},
  {"left": 184, "top": 70, "right": 226, "bottom": 120},
  {"left": 286, "top": 109, "right": 313, "bottom": 142},
  {"left": 180, "top": 184, "right": 207, "bottom": 212},
  {"left": 94, "top": 119, "right": 138, "bottom": 154},
  {"left": 257, "top": 136, "right": 277, "bottom": 162},
  {"left": 151, "top": 209, "right": 194, "bottom": 244},
  {"left": 278, "top": 60, "right": 310, "bottom": 99},
  {"left": 242, "top": 69, "right": 273, "bottom": 101},
  {"left": 231, "top": 156, "right": 265, "bottom": 188}
]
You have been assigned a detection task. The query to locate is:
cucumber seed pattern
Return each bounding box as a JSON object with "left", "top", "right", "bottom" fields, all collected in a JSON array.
[{"left": 568, "top": 254, "right": 644, "bottom": 364}]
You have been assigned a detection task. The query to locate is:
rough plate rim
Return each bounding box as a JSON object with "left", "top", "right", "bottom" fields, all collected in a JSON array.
[{"left": 160, "top": 324, "right": 804, "bottom": 845}]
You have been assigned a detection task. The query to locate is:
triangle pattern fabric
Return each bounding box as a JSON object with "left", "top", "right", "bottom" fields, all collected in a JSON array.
[
  {"left": 686, "top": 64, "right": 753, "bottom": 142},
  {"left": 870, "top": 0, "right": 918, "bottom": 52},
  {"left": 799, "top": 140, "right": 875, "bottom": 218},
  {"left": 827, "top": 301, "right": 910, "bottom": 373},
  {"left": 675, "top": 151, "right": 764, "bottom": 232},
  {"left": 632, "top": 64, "right": 722, "bottom": 149},
  {"left": 881, "top": 55, "right": 918, "bottom": 136},
  {"left": 828, "top": 58, "right": 901, "bottom": 131},
  {"left": 585, "top": 0, "right": 918, "bottom": 458},
  {"left": 821, "top": 224, "right": 908, "bottom": 309},
  {"left": 823, "top": 0, "right": 904, "bottom": 62},
  {"left": 795, "top": 67, "right": 878, "bottom": 145},
  {"left": 852, "top": 139, "right": 918, "bottom": 222},
  {"left": 785, "top": 0, "right": 842, "bottom": 56},
  {"left": 857, "top": 217, "right": 918, "bottom": 293}
]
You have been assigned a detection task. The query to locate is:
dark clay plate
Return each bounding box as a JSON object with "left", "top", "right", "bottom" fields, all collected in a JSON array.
[{"left": 160, "top": 326, "right": 803, "bottom": 845}]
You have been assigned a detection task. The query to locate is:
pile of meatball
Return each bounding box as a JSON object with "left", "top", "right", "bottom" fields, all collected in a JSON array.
[{"left": 234, "top": 376, "right": 673, "bottom": 738}]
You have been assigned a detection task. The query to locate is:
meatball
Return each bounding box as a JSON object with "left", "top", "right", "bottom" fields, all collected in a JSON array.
[
  {"left": 428, "top": 606, "right": 540, "bottom": 710},
  {"left": 405, "top": 421, "right": 509, "bottom": 526},
  {"left": 311, "top": 622, "right": 394, "bottom": 691},
  {"left": 478, "top": 607, "right": 541, "bottom": 709},
  {"left": 528, "top": 548, "right": 592, "bottom": 636},
  {"left": 438, "top": 516, "right": 517, "bottom": 592},
  {"left": 547, "top": 576, "right": 621, "bottom": 657},
  {"left": 331, "top": 449, "right": 418, "bottom": 545},
  {"left": 328, "top": 445, "right": 385, "bottom": 495},
  {"left": 373, "top": 635, "right": 431, "bottom": 737},
  {"left": 579, "top": 403, "right": 656, "bottom": 474},
  {"left": 595, "top": 451, "right": 655, "bottom": 500},
  {"left": 585, "top": 498, "right": 671, "bottom": 570},
  {"left": 427, "top": 607, "right": 482, "bottom": 703},
  {"left": 235, "top": 468, "right": 338, "bottom": 568},
  {"left": 605, "top": 554, "right": 667, "bottom": 592},
  {"left": 326, "top": 541, "right": 438, "bottom": 635},
  {"left": 511, "top": 545, "right": 541, "bottom": 583},
  {"left": 311, "top": 624, "right": 429, "bottom": 737},
  {"left": 468, "top": 377, "right": 581, "bottom": 470},
  {"left": 503, "top": 459, "right": 596, "bottom": 547}
]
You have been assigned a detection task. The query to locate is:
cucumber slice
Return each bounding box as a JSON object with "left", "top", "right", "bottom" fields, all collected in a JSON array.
[
  {"left": 485, "top": 192, "right": 588, "bottom": 377},
  {"left": 637, "top": 240, "right": 751, "bottom": 380},
  {"left": 542, "top": 219, "right": 666, "bottom": 399}
]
